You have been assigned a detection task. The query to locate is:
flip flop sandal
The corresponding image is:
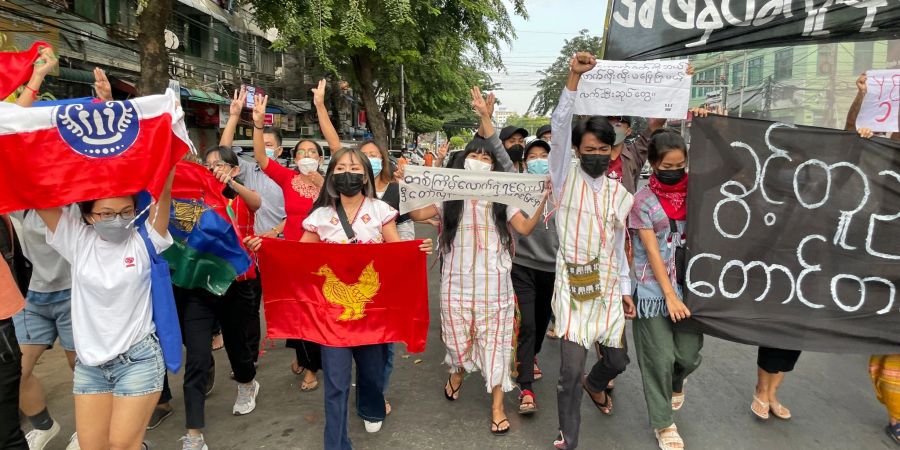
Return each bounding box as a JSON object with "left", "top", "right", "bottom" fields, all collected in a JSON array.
[
  {"left": 211, "top": 333, "right": 224, "bottom": 351},
  {"left": 385, "top": 400, "right": 392, "bottom": 416},
  {"left": 518, "top": 389, "right": 538, "bottom": 415},
  {"left": 444, "top": 375, "right": 462, "bottom": 401},
  {"left": 671, "top": 392, "right": 686, "bottom": 411},
  {"left": 583, "top": 382, "right": 612, "bottom": 415},
  {"left": 291, "top": 360, "right": 305, "bottom": 376},
  {"left": 655, "top": 425, "right": 684, "bottom": 450},
  {"left": 300, "top": 377, "right": 319, "bottom": 392},
  {"left": 886, "top": 422, "right": 900, "bottom": 444},
  {"left": 491, "top": 418, "right": 510, "bottom": 435},
  {"left": 533, "top": 361, "right": 543, "bottom": 380},
  {"left": 769, "top": 402, "right": 791, "bottom": 420},
  {"left": 751, "top": 395, "right": 770, "bottom": 420}
]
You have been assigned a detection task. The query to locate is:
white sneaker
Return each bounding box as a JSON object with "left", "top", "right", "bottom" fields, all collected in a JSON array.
[
  {"left": 364, "top": 420, "right": 383, "bottom": 433},
  {"left": 179, "top": 433, "right": 208, "bottom": 450},
  {"left": 232, "top": 379, "right": 260, "bottom": 415},
  {"left": 64, "top": 433, "right": 79, "bottom": 450},
  {"left": 25, "top": 421, "right": 60, "bottom": 450}
]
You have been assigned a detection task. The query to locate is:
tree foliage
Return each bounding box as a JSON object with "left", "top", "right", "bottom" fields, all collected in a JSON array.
[
  {"left": 407, "top": 113, "right": 444, "bottom": 134},
  {"left": 503, "top": 113, "right": 549, "bottom": 137},
  {"left": 246, "top": 0, "right": 527, "bottom": 149},
  {"left": 527, "top": 30, "right": 602, "bottom": 116},
  {"left": 449, "top": 135, "right": 465, "bottom": 149}
]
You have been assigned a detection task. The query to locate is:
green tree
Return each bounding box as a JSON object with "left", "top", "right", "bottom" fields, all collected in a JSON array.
[
  {"left": 249, "top": 0, "right": 526, "bottom": 150},
  {"left": 528, "top": 29, "right": 602, "bottom": 116},
  {"left": 449, "top": 135, "right": 465, "bottom": 149},
  {"left": 503, "top": 113, "right": 550, "bottom": 137}
]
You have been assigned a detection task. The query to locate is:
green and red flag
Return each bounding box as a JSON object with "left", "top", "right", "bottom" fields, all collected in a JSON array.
[
  {"left": 258, "top": 239, "right": 430, "bottom": 352},
  {"left": 163, "top": 161, "right": 251, "bottom": 295}
]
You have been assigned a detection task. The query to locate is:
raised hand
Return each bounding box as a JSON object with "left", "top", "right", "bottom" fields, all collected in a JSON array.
[
  {"left": 437, "top": 141, "right": 449, "bottom": 159},
  {"left": 252, "top": 94, "right": 268, "bottom": 127},
  {"left": 471, "top": 86, "right": 489, "bottom": 117},
  {"left": 856, "top": 73, "right": 867, "bottom": 96},
  {"left": 569, "top": 52, "right": 597, "bottom": 75},
  {"left": 686, "top": 63, "right": 695, "bottom": 76},
  {"left": 93, "top": 68, "right": 112, "bottom": 101},
  {"left": 486, "top": 92, "right": 496, "bottom": 118},
  {"left": 312, "top": 79, "right": 327, "bottom": 109},
  {"left": 230, "top": 87, "right": 247, "bottom": 116},
  {"left": 858, "top": 127, "right": 874, "bottom": 139},
  {"left": 33, "top": 46, "right": 58, "bottom": 79}
]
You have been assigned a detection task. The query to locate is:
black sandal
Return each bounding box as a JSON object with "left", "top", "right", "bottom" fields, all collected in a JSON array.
[
  {"left": 887, "top": 422, "right": 900, "bottom": 444},
  {"left": 583, "top": 382, "right": 612, "bottom": 415},
  {"left": 491, "top": 418, "right": 510, "bottom": 435},
  {"left": 444, "top": 375, "right": 461, "bottom": 401}
]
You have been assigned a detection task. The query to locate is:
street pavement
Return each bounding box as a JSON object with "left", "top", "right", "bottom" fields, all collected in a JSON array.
[{"left": 27, "top": 223, "right": 897, "bottom": 450}]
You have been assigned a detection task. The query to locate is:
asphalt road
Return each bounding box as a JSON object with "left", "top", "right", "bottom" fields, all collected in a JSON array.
[{"left": 26, "top": 223, "right": 897, "bottom": 450}]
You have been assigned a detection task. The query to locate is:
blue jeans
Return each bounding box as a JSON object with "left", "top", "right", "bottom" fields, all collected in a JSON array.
[
  {"left": 73, "top": 334, "right": 165, "bottom": 397},
  {"left": 321, "top": 344, "right": 387, "bottom": 450},
  {"left": 383, "top": 344, "right": 394, "bottom": 395}
]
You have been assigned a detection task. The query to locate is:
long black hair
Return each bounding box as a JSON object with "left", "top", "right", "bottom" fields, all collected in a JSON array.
[
  {"left": 310, "top": 147, "right": 377, "bottom": 213},
  {"left": 438, "top": 143, "right": 511, "bottom": 254},
  {"left": 647, "top": 128, "right": 687, "bottom": 166}
]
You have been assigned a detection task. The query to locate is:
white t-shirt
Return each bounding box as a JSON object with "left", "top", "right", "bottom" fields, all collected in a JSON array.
[
  {"left": 47, "top": 209, "right": 173, "bottom": 366},
  {"left": 302, "top": 198, "right": 398, "bottom": 244}
]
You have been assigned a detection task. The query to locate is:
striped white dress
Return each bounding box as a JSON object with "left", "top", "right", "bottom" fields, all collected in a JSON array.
[
  {"left": 552, "top": 164, "right": 634, "bottom": 349},
  {"left": 439, "top": 200, "right": 519, "bottom": 393}
]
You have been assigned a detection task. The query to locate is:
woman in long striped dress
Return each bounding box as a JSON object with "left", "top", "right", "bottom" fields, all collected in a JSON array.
[{"left": 408, "top": 141, "right": 547, "bottom": 435}]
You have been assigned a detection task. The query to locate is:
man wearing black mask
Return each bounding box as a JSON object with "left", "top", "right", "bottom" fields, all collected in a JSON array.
[
  {"left": 499, "top": 125, "right": 529, "bottom": 172},
  {"left": 547, "top": 51, "right": 636, "bottom": 450}
]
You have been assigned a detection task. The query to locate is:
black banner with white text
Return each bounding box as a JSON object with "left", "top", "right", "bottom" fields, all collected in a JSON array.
[
  {"left": 684, "top": 116, "right": 900, "bottom": 354},
  {"left": 603, "top": 0, "right": 900, "bottom": 60}
]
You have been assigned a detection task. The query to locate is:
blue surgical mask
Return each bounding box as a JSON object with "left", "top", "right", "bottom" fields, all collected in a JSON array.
[
  {"left": 526, "top": 158, "right": 549, "bottom": 174},
  {"left": 265, "top": 147, "right": 276, "bottom": 159},
  {"left": 368, "top": 157, "right": 383, "bottom": 177}
]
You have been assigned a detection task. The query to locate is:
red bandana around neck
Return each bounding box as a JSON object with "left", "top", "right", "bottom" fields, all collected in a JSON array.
[
  {"left": 606, "top": 155, "right": 624, "bottom": 181},
  {"left": 649, "top": 173, "right": 688, "bottom": 220}
]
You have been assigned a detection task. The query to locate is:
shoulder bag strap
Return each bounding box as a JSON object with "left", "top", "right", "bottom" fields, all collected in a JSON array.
[{"left": 335, "top": 201, "right": 357, "bottom": 243}]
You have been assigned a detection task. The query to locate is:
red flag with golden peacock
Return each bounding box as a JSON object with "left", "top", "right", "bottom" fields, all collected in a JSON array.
[{"left": 258, "top": 239, "right": 430, "bottom": 352}]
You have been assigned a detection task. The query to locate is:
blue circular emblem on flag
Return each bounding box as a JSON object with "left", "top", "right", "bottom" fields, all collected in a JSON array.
[{"left": 55, "top": 101, "right": 139, "bottom": 158}]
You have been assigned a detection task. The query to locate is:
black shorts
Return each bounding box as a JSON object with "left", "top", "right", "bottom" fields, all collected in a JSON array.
[{"left": 757, "top": 347, "right": 802, "bottom": 374}]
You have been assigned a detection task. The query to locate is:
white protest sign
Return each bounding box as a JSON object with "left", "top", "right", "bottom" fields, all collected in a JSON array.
[
  {"left": 400, "top": 165, "right": 547, "bottom": 216},
  {"left": 573, "top": 59, "right": 692, "bottom": 119},
  {"left": 857, "top": 70, "right": 900, "bottom": 133}
]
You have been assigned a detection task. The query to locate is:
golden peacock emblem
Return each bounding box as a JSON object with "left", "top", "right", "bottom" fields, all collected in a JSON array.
[{"left": 314, "top": 262, "right": 381, "bottom": 321}]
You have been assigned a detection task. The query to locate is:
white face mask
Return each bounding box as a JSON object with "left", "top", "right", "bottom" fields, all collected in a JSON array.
[
  {"left": 464, "top": 158, "right": 492, "bottom": 172},
  {"left": 297, "top": 157, "right": 319, "bottom": 175}
]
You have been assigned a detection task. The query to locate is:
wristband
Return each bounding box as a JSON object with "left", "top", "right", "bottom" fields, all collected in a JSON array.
[
  {"left": 24, "top": 85, "right": 38, "bottom": 99},
  {"left": 254, "top": 124, "right": 265, "bottom": 130}
]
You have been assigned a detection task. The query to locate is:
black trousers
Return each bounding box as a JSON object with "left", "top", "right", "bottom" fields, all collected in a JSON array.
[
  {"left": 287, "top": 339, "right": 322, "bottom": 372},
  {"left": 511, "top": 264, "right": 555, "bottom": 389},
  {"left": 176, "top": 279, "right": 260, "bottom": 429},
  {"left": 0, "top": 318, "right": 27, "bottom": 449}
]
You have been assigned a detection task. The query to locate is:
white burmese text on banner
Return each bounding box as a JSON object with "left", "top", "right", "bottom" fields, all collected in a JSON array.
[
  {"left": 400, "top": 165, "right": 547, "bottom": 216},
  {"left": 857, "top": 69, "right": 900, "bottom": 133},
  {"left": 573, "top": 59, "right": 691, "bottom": 119}
]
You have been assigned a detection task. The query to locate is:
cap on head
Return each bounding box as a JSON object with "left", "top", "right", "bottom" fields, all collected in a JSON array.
[
  {"left": 525, "top": 139, "right": 551, "bottom": 158},
  {"left": 499, "top": 126, "right": 529, "bottom": 142},
  {"left": 536, "top": 124, "right": 552, "bottom": 139}
]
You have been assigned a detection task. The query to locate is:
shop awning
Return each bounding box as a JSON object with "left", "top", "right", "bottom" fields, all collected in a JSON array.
[
  {"left": 180, "top": 87, "right": 230, "bottom": 105},
  {"left": 57, "top": 67, "right": 94, "bottom": 85},
  {"left": 176, "top": 0, "right": 230, "bottom": 24}
]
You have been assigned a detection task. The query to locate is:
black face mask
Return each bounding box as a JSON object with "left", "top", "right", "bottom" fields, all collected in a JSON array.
[
  {"left": 580, "top": 153, "right": 611, "bottom": 178},
  {"left": 333, "top": 172, "right": 365, "bottom": 196},
  {"left": 656, "top": 168, "right": 686, "bottom": 185},
  {"left": 506, "top": 144, "right": 524, "bottom": 163}
]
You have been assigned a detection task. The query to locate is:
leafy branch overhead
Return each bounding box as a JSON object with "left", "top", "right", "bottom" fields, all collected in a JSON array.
[
  {"left": 245, "top": 0, "right": 527, "bottom": 149},
  {"left": 528, "top": 29, "right": 602, "bottom": 116}
]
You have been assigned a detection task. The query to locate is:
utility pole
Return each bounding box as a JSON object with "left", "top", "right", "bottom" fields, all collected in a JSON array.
[{"left": 400, "top": 64, "right": 407, "bottom": 152}]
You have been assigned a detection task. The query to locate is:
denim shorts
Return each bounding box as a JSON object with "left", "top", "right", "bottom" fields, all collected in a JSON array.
[
  {"left": 12, "top": 292, "right": 74, "bottom": 351},
  {"left": 73, "top": 334, "right": 165, "bottom": 397}
]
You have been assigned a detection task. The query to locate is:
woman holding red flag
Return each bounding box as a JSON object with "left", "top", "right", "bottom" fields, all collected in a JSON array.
[
  {"left": 246, "top": 145, "right": 432, "bottom": 450},
  {"left": 629, "top": 128, "right": 702, "bottom": 450}
]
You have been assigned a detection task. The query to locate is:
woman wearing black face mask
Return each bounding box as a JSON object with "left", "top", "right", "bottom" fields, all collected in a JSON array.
[
  {"left": 246, "top": 147, "right": 433, "bottom": 448},
  {"left": 629, "top": 128, "right": 701, "bottom": 450}
]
